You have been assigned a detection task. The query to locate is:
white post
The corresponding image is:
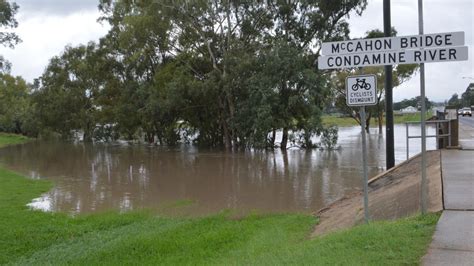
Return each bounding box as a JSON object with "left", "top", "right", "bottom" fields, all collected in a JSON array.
[
  {"left": 406, "top": 123, "right": 409, "bottom": 160},
  {"left": 418, "top": 0, "right": 428, "bottom": 214},
  {"left": 360, "top": 106, "right": 370, "bottom": 223}
]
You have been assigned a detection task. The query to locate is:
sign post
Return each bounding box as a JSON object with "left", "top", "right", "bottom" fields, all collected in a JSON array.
[
  {"left": 346, "top": 74, "right": 377, "bottom": 223},
  {"left": 418, "top": 0, "right": 427, "bottom": 215},
  {"left": 360, "top": 106, "right": 370, "bottom": 223},
  {"left": 384, "top": 0, "right": 394, "bottom": 170}
]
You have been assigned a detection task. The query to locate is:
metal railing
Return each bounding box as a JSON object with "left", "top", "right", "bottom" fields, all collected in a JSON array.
[{"left": 405, "top": 120, "right": 451, "bottom": 160}]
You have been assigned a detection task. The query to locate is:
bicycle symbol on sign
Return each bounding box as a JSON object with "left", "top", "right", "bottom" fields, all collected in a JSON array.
[{"left": 351, "top": 78, "right": 371, "bottom": 91}]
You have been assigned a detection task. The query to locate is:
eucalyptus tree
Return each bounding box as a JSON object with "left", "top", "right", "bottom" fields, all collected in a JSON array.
[
  {"left": 447, "top": 93, "right": 461, "bottom": 109},
  {"left": 0, "top": 73, "right": 31, "bottom": 134},
  {"left": 76, "top": 0, "right": 369, "bottom": 148},
  {"left": 155, "top": 0, "right": 275, "bottom": 149},
  {"left": 99, "top": 0, "right": 183, "bottom": 143},
  {"left": 36, "top": 43, "right": 113, "bottom": 141},
  {"left": 254, "top": 0, "right": 367, "bottom": 149},
  {"left": 461, "top": 84, "right": 474, "bottom": 107}
]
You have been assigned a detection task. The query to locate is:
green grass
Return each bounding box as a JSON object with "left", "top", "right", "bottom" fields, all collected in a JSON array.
[
  {"left": 0, "top": 134, "right": 439, "bottom": 265},
  {"left": 322, "top": 112, "right": 426, "bottom": 127},
  {"left": 0, "top": 133, "right": 30, "bottom": 147}
]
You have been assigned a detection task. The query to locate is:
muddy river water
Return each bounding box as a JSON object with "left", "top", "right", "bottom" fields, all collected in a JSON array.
[{"left": 0, "top": 125, "right": 436, "bottom": 215}]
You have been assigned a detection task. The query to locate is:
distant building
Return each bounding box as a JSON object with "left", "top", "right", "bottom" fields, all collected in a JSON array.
[{"left": 400, "top": 106, "right": 418, "bottom": 114}]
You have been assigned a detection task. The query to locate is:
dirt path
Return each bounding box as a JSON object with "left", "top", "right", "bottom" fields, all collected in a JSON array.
[{"left": 312, "top": 150, "right": 443, "bottom": 237}]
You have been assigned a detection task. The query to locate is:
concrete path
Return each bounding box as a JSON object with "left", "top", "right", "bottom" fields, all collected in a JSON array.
[
  {"left": 442, "top": 150, "right": 474, "bottom": 210},
  {"left": 459, "top": 117, "right": 474, "bottom": 150},
  {"left": 423, "top": 150, "right": 474, "bottom": 265},
  {"left": 423, "top": 211, "right": 474, "bottom": 265}
]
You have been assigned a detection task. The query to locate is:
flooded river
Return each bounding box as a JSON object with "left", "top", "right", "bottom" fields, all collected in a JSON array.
[{"left": 0, "top": 125, "right": 436, "bottom": 215}]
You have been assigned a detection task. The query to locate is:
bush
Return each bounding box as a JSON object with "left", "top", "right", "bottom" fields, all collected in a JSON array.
[{"left": 320, "top": 126, "right": 339, "bottom": 150}]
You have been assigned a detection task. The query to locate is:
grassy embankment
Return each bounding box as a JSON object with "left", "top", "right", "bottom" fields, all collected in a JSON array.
[
  {"left": 323, "top": 112, "right": 424, "bottom": 127},
  {"left": 0, "top": 134, "right": 438, "bottom": 265}
]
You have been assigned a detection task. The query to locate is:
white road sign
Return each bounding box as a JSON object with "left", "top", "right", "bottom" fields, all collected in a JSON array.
[
  {"left": 321, "top": 31, "right": 464, "bottom": 55},
  {"left": 318, "top": 46, "right": 468, "bottom": 70},
  {"left": 346, "top": 75, "right": 377, "bottom": 107}
]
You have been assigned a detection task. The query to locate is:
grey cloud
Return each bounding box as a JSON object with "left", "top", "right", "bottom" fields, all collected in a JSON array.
[{"left": 14, "top": 0, "right": 99, "bottom": 16}]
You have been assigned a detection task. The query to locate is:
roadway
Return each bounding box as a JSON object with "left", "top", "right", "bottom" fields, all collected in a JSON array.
[
  {"left": 458, "top": 116, "right": 474, "bottom": 150},
  {"left": 459, "top": 116, "right": 474, "bottom": 128}
]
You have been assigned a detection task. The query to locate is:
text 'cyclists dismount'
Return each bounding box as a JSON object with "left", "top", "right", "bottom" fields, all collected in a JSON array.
[{"left": 346, "top": 74, "right": 377, "bottom": 107}]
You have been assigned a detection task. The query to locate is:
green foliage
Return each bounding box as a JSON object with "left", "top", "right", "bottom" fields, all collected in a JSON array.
[
  {"left": 0, "top": 0, "right": 20, "bottom": 73},
  {"left": 0, "top": 0, "right": 20, "bottom": 49},
  {"left": 394, "top": 96, "right": 432, "bottom": 111},
  {"left": 320, "top": 125, "right": 339, "bottom": 150},
  {"left": 28, "top": 0, "right": 370, "bottom": 148},
  {"left": 322, "top": 113, "right": 428, "bottom": 127},
  {"left": 34, "top": 44, "right": 102, "bottom": 141},
  {"left": 460, "top": 83, "right": 474, "bottom": 107},
  {"left": 447, "top": 93, "right": 462, "bottom": 109},
  {"left": 0, "top": 73, "right": 36, "bottom": 135}
]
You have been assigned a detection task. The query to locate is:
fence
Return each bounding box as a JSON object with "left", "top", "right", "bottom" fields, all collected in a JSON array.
[{"left": 405, "top": 120, "right": 451, "bottom": 160}]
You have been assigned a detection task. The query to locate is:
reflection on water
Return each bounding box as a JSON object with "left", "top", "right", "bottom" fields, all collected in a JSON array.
[{"left": 0, "top": 125, "right": 436, "bottom": 215}]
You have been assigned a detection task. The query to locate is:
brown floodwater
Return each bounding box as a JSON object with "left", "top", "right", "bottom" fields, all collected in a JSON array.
[{"left": 0, "top": 125, "right": 436, "bottom": 215}]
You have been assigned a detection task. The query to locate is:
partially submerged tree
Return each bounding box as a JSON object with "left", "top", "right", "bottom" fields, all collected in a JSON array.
[{"left": 35, "top": 0, "right": 369, "bottom": 148}]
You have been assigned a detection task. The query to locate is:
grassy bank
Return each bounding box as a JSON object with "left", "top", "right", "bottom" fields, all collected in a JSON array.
[
  {"left": 322, "top": 112, "right": 424, "bottom": 127},
  {"left": 0, "top": 134, "right": 439, "bottom": 265},
  {"left": 0, "top": 133, "right": 30, "bottom": 147}
]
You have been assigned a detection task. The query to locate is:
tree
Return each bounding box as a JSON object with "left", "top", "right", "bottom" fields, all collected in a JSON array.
[
  {"left": 260, "top": 1, "right": 367, "bottom": 149},
  {"left": 0, "top": 73, "right": 32, "bottom": 134},
  {"left": 394, "top": 96, "right": 432, "bottom": 111},
  {"left": 35, "top": 0, "right": 368, "bottom": 149},
  {"left": 447, "top": 93, "right": 461, "bottom": 109},
  {"left": 36, "top": 43, "right": 113, "bottom": 141},
  {"left": 461, "top": 83, "right": 474, "bottom": 107}
]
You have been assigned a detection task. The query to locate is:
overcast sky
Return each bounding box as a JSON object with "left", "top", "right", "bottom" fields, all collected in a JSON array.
[{"left": 0, "top": 0, "right": 472, "bottom": 102}]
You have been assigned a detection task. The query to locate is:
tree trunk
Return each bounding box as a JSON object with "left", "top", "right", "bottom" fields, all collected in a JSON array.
[
  {"left": 157, "top": 133, "right": 163, "bottom": 145},
  {"left": 281, "top": 127, "right": 289, "bottom": 150},
  {"left": 222, "top": 122, "right": 232, "bottom": 150},
  {"left": 83, "top": 122, "right": 93, "bottom": 143},
  {"left": 378, "top": 111, "right": 383, "bottom": 133},
  {"left": 145, "top": 132, "right": 154, "bottom": 144},
  {"left": 83, "top": 131, "right": 93, "bottom": 143},
  {"left": 365, "top": 112, "right": 372, "bottom": 133},
  {"left": 218, "top": 95, "right": 232, "bottom": 150},
  {"left": 377, "top": 93, "right": 384, "bottom": 133},
  {"left": 270, "top": 129, "right": 276, "bottom": 148}
]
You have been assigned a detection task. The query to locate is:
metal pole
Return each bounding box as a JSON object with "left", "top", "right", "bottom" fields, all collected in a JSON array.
[
  {"left": 406, "top": 123, "right": 409, "bottom": 160},
  {"left": 435, "top": 122, "right": 439, "bottom": 149},
  {"left": 384, "top": 0, "right": 395, "bottom": 170},
  {"left": 360, "top": 106, "right": 370, "bottom": 223},
  {"left": 448, "top": 121, "right": 451, "bottom": 147},
  {"left": 418, "top": 0, "right": 428, "bottom": 215}
]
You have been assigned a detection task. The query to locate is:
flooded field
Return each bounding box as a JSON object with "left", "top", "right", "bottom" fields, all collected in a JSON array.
[{"left": 0, "top": 125, "right": 436, "bottom": 215}]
